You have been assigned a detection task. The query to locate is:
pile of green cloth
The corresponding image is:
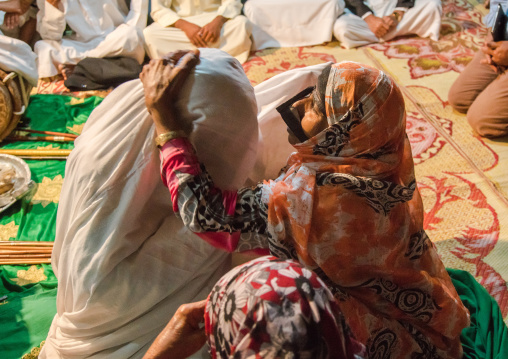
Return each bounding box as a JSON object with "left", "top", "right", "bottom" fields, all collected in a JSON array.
[{"left": 0, "top": 95, "right": 101, "bottom": 358}]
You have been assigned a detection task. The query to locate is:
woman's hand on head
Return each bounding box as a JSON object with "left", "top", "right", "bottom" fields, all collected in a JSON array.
[
  {"left": 140, "top": 50, "right": 200, "bottom": 135},
  {"left": 142, "top": 300, "right": 207, "bottom": 359}
]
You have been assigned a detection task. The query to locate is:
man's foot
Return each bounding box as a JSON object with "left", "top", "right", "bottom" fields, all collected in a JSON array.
[{"left": 58, "top": 64, "right": 76, "bottom": 81}]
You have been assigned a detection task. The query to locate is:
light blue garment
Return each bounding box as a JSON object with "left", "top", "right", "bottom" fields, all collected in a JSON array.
[{"left": 484, "top": 0, "right": 508, "bottom": 27}]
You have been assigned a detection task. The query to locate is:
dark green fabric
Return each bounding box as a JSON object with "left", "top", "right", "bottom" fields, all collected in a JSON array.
[
  {"left": 448, "top": 268, "right": 508, "bottom": 359},
  {"left": 0, "top": 95, "right": 102, "bottom": 359}
]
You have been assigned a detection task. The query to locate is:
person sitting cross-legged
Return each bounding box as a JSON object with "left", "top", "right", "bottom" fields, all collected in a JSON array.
[
  {"left": 143, "top": 0, "right": 252, "bottom": 64},
  {"left": 334, "top": 0, "right": 442, "bottom": 49}
]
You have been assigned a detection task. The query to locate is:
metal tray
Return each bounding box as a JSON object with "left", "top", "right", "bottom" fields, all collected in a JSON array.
[{"left": 0, "top": 154, "right": 33, "bottom": 213}]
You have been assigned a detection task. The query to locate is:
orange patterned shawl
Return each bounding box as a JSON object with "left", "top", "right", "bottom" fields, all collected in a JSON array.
[{"left": 264, "top": 62, "right": 470, "bottom": 357}]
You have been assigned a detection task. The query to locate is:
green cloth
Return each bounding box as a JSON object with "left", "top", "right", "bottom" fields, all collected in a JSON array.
[
  {"left": 0, "top": 95, "right": 102, "bottom": 359},
  {"left": 448, "top": 268, "right": 508, "bottom": 359}
]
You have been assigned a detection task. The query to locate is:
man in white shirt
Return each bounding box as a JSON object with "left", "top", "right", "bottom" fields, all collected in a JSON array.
[
  {"left": 35, "top": 0, "right": 148, "bottom": 78},
  {"left": 143, "top": 0, "right": 251, "bottom": 63},
  {"left": 334, "top": 0, "right": 442, "bottom": 49}
]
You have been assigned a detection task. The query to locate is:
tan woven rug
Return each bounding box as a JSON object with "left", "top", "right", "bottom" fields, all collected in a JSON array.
[{"left": 242, "top": 0, "right": 508, "bottom": 324}]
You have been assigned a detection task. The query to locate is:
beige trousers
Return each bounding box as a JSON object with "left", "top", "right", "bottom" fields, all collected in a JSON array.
[
  {"left": 143, "top": 12, "right": 252, "bottom": 64},
  {"left": 333, "top": 0, "right": 442, "bottom": 49},
  {"left": 448, "top": 50, "right": 508, "bottom": 138}
]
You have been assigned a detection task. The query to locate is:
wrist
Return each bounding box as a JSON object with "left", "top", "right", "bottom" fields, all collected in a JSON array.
[
  {"left": 390, "top": 11, "right": 403, "bottom": 22},
  {"left": 155, "top": 130, "right": 187, "bottom": 148},
  {"left": 214, "top": 15, "right": 227, "bottom": 25},
  {"left": 149, "top": 108, "right": 182, "bottom": 136},
  {"left": 174, "top": 19, "right": 189, "bottom": 30}
]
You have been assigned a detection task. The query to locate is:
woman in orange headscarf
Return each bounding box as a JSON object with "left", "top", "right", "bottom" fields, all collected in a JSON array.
[{"left": 140, "top": 51, "right": 470, "bottom": 358}]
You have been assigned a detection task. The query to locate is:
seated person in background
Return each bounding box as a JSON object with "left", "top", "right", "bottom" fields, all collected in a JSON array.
[
  {"left": 143, "top": 0, "right": 251, "bottom": 63},
  {"left": 242, "top": 0, "right": 344, "bottom": 51},
  {"left": 144, "top": 256, "right": 360, "bottom": 359},
  {"left": 35, "top": 0, "right": 148, "bottom": 79},
  {"left": 0, "top": 0, "right": 37, "bottom": 44},
  {"left": 334, "top": 0, "right": 442, "bottom": 48},
  {"left": 448, "top": 1, "right": 508, "bottom": 138},
  {"left": 141, "top": 51, "right": 470, "bottom": 357}
]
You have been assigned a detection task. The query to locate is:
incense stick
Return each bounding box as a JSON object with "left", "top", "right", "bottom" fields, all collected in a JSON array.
[
  {"left": 0, "top": 149, "right": 72, "bottom": 157},
  {"left": 0, "top": 253, "right": 52, "bottom": 258},
  {"left": 0, "top": 249, "right": 53, "bottom": 254},
  {"left": 0, "top": 259, "right": 51, "bottom": 265},
  {"left": 6, "top": 135, "right": 75, "bottom": 143},
  {"left": 16, "top": 129, "right": 78, "bottom": 139},
  {"left": 0, "top": 241, "right": 55, "bottom": 247},
  {"left": 0, "top": 241, "right": 54, "bottom": 246}
]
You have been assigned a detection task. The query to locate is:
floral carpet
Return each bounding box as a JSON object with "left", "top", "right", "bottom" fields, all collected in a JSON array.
[{"left": 241, "top": 0, "right": 508, "bottom": 324}]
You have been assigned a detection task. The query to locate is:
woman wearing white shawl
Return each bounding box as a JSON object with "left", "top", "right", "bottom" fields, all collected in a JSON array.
[{"left": 40, "top": 48, "right": 329, "bottom": 358}]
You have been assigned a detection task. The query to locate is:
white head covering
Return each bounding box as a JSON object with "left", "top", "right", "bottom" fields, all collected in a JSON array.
[{"left": 41, "top": 49, "right": 258, "bottom": 359}]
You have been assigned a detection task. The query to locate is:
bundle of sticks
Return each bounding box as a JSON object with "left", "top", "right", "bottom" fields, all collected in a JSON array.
[{"left": 0, "top": 241, "right": 53, "bottom": 265}]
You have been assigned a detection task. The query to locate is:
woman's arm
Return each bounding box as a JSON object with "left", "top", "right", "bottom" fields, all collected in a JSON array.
[
  {"left": 140, "top": 51, "right": 269, "bottom": 253},
  {"left": 159, "top": 137, "right": 268, "bottom": 252}
]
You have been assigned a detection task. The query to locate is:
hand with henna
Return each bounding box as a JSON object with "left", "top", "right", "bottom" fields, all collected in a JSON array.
[
  {"left": 142, "top": 300, "right": 207, "bottom": 359},
  {"left": 139, "top": 49, "right": 200, "bottom": 135}
]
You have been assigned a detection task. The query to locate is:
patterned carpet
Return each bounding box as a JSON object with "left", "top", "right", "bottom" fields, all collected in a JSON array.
[
  {"left": 241, "top": 0, "right": 508, "bottom": 324},
  {"left": 32, "top": 0, "right": 508, "bottom": 325}
]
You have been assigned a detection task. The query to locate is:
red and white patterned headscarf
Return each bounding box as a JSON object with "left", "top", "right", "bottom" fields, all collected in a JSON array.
[{"left": 204, "top": 256, "right": 358, "bottom": 359}]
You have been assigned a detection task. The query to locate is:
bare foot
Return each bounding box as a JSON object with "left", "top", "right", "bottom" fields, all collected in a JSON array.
[{"left": 58, "top": 64, "right": 76, "bottom": 80}]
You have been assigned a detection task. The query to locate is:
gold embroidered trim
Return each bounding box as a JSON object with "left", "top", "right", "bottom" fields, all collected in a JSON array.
[
  {"left": 0, "top": 221, "right": 19, "bottom": 241},
  {"left": 31, "top": 175, "right": 63, "bottom": 207},
  {"left": 21, "top": 340, "right": 45, "bottom": 359},
  {"left": 11, "top": 266, "right": 47, "bottom": 286}
]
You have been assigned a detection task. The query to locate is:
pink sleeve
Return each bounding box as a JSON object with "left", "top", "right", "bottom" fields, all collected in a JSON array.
[{"left": 159, "top": 138, "right": 242, "bottom": 252}]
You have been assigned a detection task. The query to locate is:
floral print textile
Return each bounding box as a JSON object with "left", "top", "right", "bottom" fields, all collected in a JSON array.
[{"left": 205, "top": 256, "right": 357, "bottom": 359}]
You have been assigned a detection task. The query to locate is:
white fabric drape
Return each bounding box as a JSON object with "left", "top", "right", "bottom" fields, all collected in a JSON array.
[
  {"left": 333, "top": 0, "right": 442, "bottom": 49},
  {"left": 150, "top": 0, "right": 242, "bottom": 26},
  {"left": 39, "top": 49, "right": 258, "bottom": 359},
  {"left": 34, "top": 0, "right": 148, "bottom": 78},
  {"left": 40, "top": 50, "right": 330, "bottom": 358},
  {"left": 243, "top": 0, "right": 344, "bottom": 50},
  {"left": 0, "top": 32, "right": 38, "bottom": 85},
  {"left": 247, "top": 62, "right": 331, "bottom": 183}
]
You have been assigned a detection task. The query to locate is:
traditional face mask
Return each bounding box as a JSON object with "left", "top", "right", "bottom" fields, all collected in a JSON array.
[{"left": 276, "top": 86, "right": 315, "bottom": 143}]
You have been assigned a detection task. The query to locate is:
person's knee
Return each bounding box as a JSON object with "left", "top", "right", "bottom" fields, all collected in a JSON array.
[
  {"left": 227, "top": 15, "right": 251, "bottom": 34},
  {"left": 448, "top": 79, "right": 473, "bottom": 113},
  {"left": 333, "top": 17, "right": 349, "bottom": 42},
  {"left": 425, "top": 0, "right": 443, "bottom": 15},
  {"left": 467, "top": 108, "right": 508, "bottom": 137},
  {"left": 448, "top": 74, "right": 478, "bottom": 113},
  {"left": 143, "top": 24, "right": 157, "bottom": 41},
  {"left": 233, "top": 15, "right": 249, "bottom": 27}
]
